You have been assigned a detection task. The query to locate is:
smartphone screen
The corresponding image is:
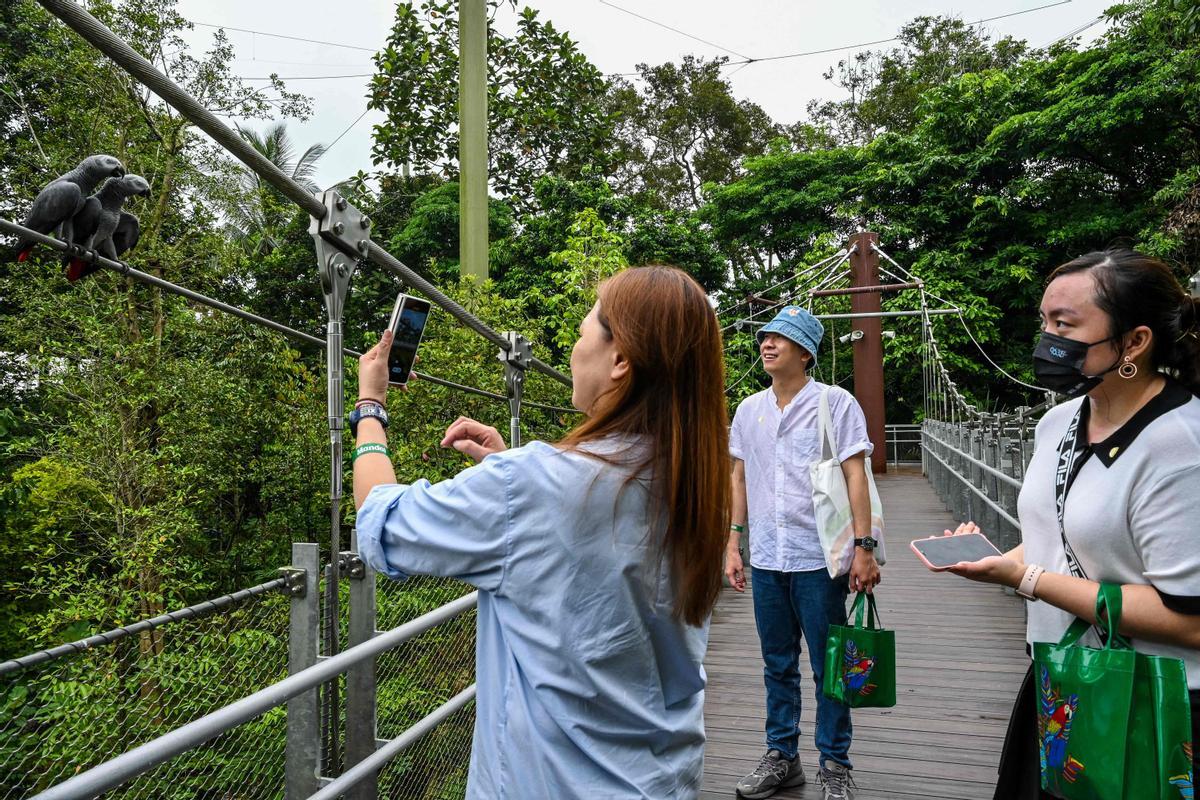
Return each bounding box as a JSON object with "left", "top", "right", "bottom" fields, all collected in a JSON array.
[
  {"left": 387, "top": 294, "right": 431, "bottom": 386},
  {"left": 910, "top": 533, "right": 1002, "bottom": 569}
]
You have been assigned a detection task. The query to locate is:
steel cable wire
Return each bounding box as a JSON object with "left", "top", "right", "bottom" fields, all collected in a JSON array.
[{"left": 0, "top": 218, "right": 577, "bottom": 415}]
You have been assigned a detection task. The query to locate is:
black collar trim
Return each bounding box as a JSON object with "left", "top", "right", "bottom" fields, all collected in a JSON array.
[{"left": 1085, "top": 378, "right": 1192, "bottom": 467}]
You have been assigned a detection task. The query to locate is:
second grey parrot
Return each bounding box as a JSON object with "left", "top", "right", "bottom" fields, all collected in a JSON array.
[
  {"left": 112, "top": 212, "right": 141, "bottom": 257},
  {"left": 65, "top": 174, "right": 150, "bottom": 282},
  {"left": 15, "top": 154, "right": 126, "bottom": 261}
]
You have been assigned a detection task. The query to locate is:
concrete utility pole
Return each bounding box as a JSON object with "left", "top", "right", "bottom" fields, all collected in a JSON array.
[
  {"left": 847, "top": 231, "right": 888, "bottom": 474},
  {"left": 459, "top": 0, "right": 488, "bottom": 280}
]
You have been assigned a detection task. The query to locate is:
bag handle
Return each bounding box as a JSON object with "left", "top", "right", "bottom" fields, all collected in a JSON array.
[
  {"left": 1097, "top": 582, "right": 1132, "bottom": 650},
  {"left": 818, "top": 387, "right": 839, "bottom": 463},
  {"left": 1054, "top": 582, "right": 1131, "bottom": 650},
  {"left": 850, "top": 591, "right": 882, "bottom": 630}
]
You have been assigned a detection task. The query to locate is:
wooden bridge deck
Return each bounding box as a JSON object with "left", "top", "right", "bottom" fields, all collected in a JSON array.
[{"left": 700, "top": 471, "right": 1029, "bottom": 799}]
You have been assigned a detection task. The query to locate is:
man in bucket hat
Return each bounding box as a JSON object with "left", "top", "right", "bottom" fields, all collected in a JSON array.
[{"left": 726, "top": 305, "right": 881, "bottom": 800}]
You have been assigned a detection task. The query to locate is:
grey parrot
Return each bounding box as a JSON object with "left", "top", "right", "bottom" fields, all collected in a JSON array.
[
  {"left": 15, "top": 154, "right": 126, "bottom": 261},
  {"left": 65, "top": 211, "right": 142, "bottom": 283},
  {"left": 112, "top": 212, "right": 141, "bottom": 257},
  {"left": 65, "top": 174, "right": 150, "bottom": 282}
]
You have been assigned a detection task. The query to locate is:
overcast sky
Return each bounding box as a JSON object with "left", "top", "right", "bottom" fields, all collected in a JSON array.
[{"left": 173, "top": 0, "right": 1115, "bottom": 190}]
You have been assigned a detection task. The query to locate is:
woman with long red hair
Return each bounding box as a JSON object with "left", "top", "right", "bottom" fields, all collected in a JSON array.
[{"left": 352, "top": 265, "right": 731, "bottom": 799}]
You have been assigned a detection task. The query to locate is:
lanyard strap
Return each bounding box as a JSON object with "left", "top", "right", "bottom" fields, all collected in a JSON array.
[
  {"left": 1054, "top": 404, "right": 1112, "bottom": 643},
  {"left": 1054, "top": 403, "right": 1093, "bottom": 580}
]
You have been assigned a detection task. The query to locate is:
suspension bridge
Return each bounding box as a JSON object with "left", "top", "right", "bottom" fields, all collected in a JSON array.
[{"left": 1, "top": 2, "right": 1071, "bottom": 799}]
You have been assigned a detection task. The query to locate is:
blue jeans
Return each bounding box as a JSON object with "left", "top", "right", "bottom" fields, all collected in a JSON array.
[{"left": 751, "top": 566, "right": 852, "bottom": 769}]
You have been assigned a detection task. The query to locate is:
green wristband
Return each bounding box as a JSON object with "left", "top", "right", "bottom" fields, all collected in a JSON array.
[
  {"left": 352, "top": 443, "right": 390, "bottom": 462},
  {"left": 730, "top": 523, "right": 746, "bottom": 533}
]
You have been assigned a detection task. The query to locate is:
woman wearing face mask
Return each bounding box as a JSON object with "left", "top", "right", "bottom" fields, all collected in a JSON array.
[
  {"left": 349, "top": 266, "right": 731, "bottom": 799},
  {"left": 924, "top": 248, "right": 1200, "bottom": 797}
]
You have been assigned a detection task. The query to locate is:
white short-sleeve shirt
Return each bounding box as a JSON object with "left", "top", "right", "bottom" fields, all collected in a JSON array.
[
  {"left": 730, "top": 380, "right": 873, "bottom": 572},
  {"left": 1017, "top": 379, "right": 1200, "bottom": 689}
]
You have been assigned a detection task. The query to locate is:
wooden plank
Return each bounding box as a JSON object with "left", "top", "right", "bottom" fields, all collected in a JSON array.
[{"left": 701, "top": 474, "right": 1027, "bottom": 798}]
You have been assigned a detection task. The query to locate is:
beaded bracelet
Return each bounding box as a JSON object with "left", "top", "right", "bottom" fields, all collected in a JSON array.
[
  {"left": 355, "top": 397, "right": 385, "bottom": 409},
  {"left": 352, "top": 443, "right": 391, "bottom": 462}
]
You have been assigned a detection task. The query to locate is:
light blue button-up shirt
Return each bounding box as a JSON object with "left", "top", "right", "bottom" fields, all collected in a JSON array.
[
  {"left": 356, "top": 438, "right": 708, "bottom": 800},
  {"left": 730, "top": 380, "right": 871, "bottom": 572}
]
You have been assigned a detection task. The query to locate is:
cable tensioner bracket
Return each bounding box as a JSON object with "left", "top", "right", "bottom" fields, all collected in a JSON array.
[
  {"left": 497, "top": 331, "right": 532, "bottom": 370},
  {"left": 279, "top": 567, "right": 308, "bottom": 598},
  {"left": 338, "top": 551, "right": 366, "bottom": 580},
  {"left": 309, "top": 190, "right": 370, "bottom": 319}
]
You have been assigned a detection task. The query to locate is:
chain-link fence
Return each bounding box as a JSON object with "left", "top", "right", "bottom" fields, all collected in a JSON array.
[
  {"left": 0, "top": 587, "right": 290, "bottom": 799},
  {"left": 1, "top": 569, "right": 478, "bottom": 800},
  {"left": 374, "top": 576, "right": 477, "bottom": 800}
]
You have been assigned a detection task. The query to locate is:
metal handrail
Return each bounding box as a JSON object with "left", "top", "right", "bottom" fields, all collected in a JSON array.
[
  {"left": 306, "top": 685, "right": 478, "bottom": 800},
  {"left": 34, "top": 0, "right": 570, "bottom": 390},
  {"left": 0, "top": 576, "right": 286, "bottom": 677},
  {"left": 921, "top": 443, "right": 1020, "bottom": 529},
  {"left": 31, "top": 591, "right": 480, "bottom": 800},
  {"left": 922, "top": 428, "right": 1024, "bottom": 490}
]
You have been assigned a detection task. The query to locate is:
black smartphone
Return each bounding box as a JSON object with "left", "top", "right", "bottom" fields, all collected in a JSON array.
[
  {"left": 909, "top": 532, "right": 1003, "bottom": 571},
  {"left": 386, "top": 293, "right": 431, "bottom": 386}
]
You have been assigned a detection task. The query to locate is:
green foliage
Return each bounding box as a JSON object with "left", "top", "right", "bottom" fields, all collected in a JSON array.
[
  {"left": 534, "top": 209, "right": 628, "bottom": 352},
  {"left": 494, "top": 173, "right": 726, "bottom": 302},
  {"left": 607, "top": 56, "right": 781, "bottom": 211},
  {"left": 225, "top": 122, "right": 328, "bottom": 256},
  {"left": 368, "top": 1, "right": 615, "bottom": 206},
  {"left": 808, "top": 16, "right": 1030, "bottom": 144},
  {"left": 0, "top": 594, "right": 289, "bottom": 798}
]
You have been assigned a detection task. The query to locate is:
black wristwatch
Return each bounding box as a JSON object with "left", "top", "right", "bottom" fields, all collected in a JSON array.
[
  {"left": 854, "top": 536, "right": 878, "bottom": 552},
  {"left": 349, "top": 403, "right": 389, "bottom": 437}
]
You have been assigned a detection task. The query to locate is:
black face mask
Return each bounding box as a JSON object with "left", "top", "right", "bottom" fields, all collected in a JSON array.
[{"left": 1032, "top": 332, "right": 1120, "bottom": 398}]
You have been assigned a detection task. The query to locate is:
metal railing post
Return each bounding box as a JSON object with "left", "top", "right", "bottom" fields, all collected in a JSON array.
[
  {"left": 960, "top": 421, "right": 974, "bottom": 521},
  {"left": 500, "top": 332, "right": 531, "bottom": 448},
  {"left": 286, "top": 543, "right": 321, "bottom": 800},
  {"left": 344, "top": 534, "right": 378, "bottom": 800},
  {"left": 309, "top": 190, "right": 365, "bottom": 776},
  {"left": 984, "top": 419, "right": 1001, "bottom": 541}
]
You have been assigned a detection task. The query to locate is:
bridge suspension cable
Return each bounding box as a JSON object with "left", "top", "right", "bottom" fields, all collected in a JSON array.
[
  {"left": 714, "top": 249, "right": 848, "bottom": 317},
  {"left": 720, "top": 247, "right": 855, "bottom": 333},
  {"left": 0, "top": 218, "right": 577, "bottom": 416},
  {"left": 872, "top": 242, "right": 1052, "bottom": 410}
]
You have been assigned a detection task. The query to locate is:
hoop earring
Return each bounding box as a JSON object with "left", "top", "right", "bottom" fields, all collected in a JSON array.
[{"left": 1119, "top": 358, "right": 1138, "bottom": 379}]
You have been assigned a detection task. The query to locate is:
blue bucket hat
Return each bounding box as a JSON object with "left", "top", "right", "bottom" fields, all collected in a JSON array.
[{"left": 756, "top": 305, "right": 824, "bottom": 358}]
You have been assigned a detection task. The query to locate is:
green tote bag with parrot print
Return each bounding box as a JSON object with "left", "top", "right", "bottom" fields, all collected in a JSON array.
[
  {"left": 1033, "top": 583, "right": 1192, "bottom": 800},
  {"left": 822, "top": 591, "right": 896, "bottom": 708}
]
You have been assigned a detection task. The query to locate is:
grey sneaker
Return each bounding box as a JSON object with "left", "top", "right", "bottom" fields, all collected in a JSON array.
[
  {"left": 735, "top": 749, "right": 806, "bottom": 799},
  {"left": 817, "top": 762, "right": 856, "bottom": 800}
]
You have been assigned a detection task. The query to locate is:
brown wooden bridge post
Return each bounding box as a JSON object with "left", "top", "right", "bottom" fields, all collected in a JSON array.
[{"left": 847, "top": 231, "right": 888, "bottom": 474}]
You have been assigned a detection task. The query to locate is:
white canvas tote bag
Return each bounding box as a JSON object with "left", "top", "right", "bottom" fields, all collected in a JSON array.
[{"left": 809, "top": 387, "right": 886, "bottom": 577}]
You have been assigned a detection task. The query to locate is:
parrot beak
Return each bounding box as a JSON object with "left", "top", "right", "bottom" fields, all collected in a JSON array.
[{"left": 112, "top": 166, "right": 126, "bottom": 178}]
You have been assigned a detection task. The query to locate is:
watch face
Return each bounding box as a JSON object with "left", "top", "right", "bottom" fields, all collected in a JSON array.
[{"left": 860, "top": 536, "right": 877, "bottom": 549}]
